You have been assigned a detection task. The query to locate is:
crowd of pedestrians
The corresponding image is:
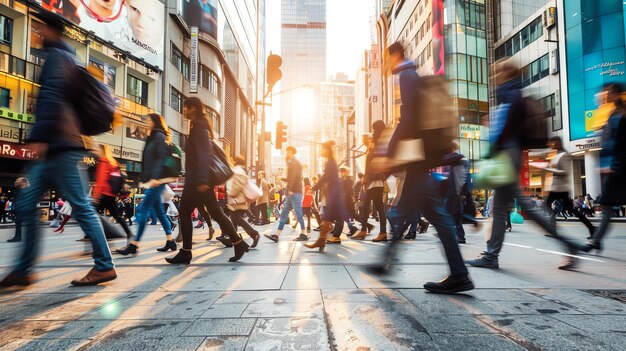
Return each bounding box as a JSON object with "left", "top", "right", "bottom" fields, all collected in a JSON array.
[{"left": 0, "top": 17, "right": 623, "bottom": 296}]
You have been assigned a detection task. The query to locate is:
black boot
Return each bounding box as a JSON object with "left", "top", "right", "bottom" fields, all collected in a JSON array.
[
  {"left": 116, "top": 243, "right": 138, "bottom": 256},
  {"left": 250, "top": 231, "right": 260, "bottom": 248},
  {"left": 156, "top": 240, "right": 177, "bottom": 252},
  {"left": 229, "top": 240, "right": 249, "bottom": 262},
  {"left": 216, "top": 235, "right": 233, "bottom": 247},
  {"left": 165, "top": 249, "right": 192, "bottom": 264},
  {"left": 424, "top": 274, "right": 474, "bottom": 294},
  {"left": 7, "top": 237, "right": 21, "bottom": 242}
]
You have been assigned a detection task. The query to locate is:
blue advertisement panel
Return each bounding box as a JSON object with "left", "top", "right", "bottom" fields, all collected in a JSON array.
[{"left": 564, "top": 0, "right": 626, "bottom": 141}]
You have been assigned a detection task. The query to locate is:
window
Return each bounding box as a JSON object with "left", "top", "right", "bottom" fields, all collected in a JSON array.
[
  {"left": 0, "top": 15, "right": 12, "bottom": 46},
  {"left": 89, "top": 57, "right": 116, "bottom": 91},
  {"left": 0, "top": 88, "right": 10, "bottom": 108},
  {"left": 127, "top": 75, "right": 148, "bottom": 106},
  {"left": 199, "top": 65, "right": 220, "bottom": 96},
  {"left": 171, "top": 43, "right": 187, "bottom": 79},
  {"left": 170, "top": 86, "right": 183, "bottom": 113}
]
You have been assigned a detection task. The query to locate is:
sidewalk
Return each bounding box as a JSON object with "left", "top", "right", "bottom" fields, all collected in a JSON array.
[{"left": 0, "top": 221, "right": 624, "bottom": 350}]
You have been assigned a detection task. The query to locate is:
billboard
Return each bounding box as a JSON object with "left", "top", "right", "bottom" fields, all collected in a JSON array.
[
  {"left": 180, "top": 0, "right": 217, "bottom": 39},
  {"left": 37, "top": 0, "right": 165, "bottom": 68}
]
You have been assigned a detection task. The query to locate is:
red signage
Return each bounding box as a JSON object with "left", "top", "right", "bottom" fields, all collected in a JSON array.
[
  {"left": 0, "top": 142, "right": 38, "bottom": 160},
  {"left": 520, "top": 149, "right": 530, "bottom": 187}
]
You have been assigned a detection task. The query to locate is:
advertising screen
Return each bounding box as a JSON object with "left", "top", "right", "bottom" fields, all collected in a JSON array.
[
  {"left": 180, "top": 0, "right": 218, "bottom": 39},
  {"left": 36, "top": 0, "right": 165, "bottom": 68}
]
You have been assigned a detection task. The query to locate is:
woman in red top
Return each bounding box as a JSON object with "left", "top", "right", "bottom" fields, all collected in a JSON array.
[
  {"left": 93, "top": 145, "right": 133, "bottom": 238},
  {"left": 302, "top": 177, "right": 314, "bottom": 233}
]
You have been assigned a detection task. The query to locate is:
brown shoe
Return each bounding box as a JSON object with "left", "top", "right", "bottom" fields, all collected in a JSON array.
[
  {"left": 372, "top": 232, "right": 388, "bottom": 242},
  {"left": 71, "top": 268, "right": 117, "bottom": 286},
  {"left": 0, "top": 271, "right": 33, "bottom": 287},
  {"left": 351, "top": 230, "right": 367, "bottom": 240}
]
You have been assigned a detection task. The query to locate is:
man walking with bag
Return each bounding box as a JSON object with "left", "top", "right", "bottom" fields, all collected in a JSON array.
[{"left": 0, "top": 12, "right": 116, "bottom": 287}]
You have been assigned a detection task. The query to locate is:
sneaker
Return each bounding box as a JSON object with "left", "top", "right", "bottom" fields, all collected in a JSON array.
[
  {"left": 457, "top": 238, "right": 467, "bottom": 244},
  {"left": 326, "top": 236, "right": 341, "bottom": 244},
  {"left": 293, "top": 234, "right": 309, "bottom": 242},
  {"left": 558, "top": 257, "right": 578, "bottom": 270},
  {"left": 424, "top": 274, "right": 475, "bottom": 294},
  {"left": 466, "top": 256, "right": 499, "bottom": 269},
  {"left": 264, "top": 234, "right": 279, "bottom": 243},
  {"left": 7, "top": 237, "right": 21, "bottom": 243},
  {"left": 404, "top": 232, "right": 417, "bottom": 240}
]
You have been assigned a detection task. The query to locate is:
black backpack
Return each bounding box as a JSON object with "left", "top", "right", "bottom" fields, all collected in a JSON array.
[
  {"left": 108, "top": 166, "right": 127, "bottom": 195},
  {"left": 519, "top": 97, "right": 549, "bottom": 149},
  {"left": 66, "top": 56, "right": 115, "bottom": 136}
]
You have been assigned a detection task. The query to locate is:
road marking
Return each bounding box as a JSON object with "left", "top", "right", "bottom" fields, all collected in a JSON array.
[{"left": 504, "top": 243, "right": 605, "bottom": 262}]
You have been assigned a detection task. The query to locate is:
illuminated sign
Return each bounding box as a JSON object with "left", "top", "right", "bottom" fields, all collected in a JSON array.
[{"left": 0, "top": 107, "right": 35, "bottom": 123}]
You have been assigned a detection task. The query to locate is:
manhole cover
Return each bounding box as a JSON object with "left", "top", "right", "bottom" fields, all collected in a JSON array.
[{"left": 584, "top": 290, "right": 626, "bottom": 303}]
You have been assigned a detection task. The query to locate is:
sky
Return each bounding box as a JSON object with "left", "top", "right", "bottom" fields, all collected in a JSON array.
[{"left": 265, "top": 0, "right": 375, "bottom": 80}]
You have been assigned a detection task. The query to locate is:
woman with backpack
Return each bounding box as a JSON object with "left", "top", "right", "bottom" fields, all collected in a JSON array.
[
  {"left": 223, "top": 155, "right": 260, "bottom": 248},
  {"left": 93, "top": 144, "right": 133, "bottom": 239},
  {"left": 166, "top": 97, "right": 249, "bottom": 264},
  {"left": 117, "top": 114, "right": 174, "bottom": 256}
]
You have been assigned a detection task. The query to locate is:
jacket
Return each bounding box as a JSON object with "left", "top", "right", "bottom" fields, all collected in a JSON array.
[
  {"left": 28, "top": 39, "right": 86, "bottom": 155},
  {"left": 491, "top": 80, "right": 525, "bottom": 157},
  {"left": 93, "top": 157, "right": 117, "bottom": 199},
  {"left": 285, "top": 158, "right": 303, "bottom": 194},
  {"left": 185, "top": 118, "right": 212, "bottom": 185},
  {"left": 140, "top": 129, "right": 168, "bottom": 183},
  {"left": 547, "top": 151, "right": 571, "bottom": 193},
  {"left": 600, "top": 106, "right": 626, "bottom": 175},
  {"left": 256, "top": 178, "right": 269, "bottom": 205},
  {"left": 313, "top": 158, "right": 347, "bottom": 222},
  {"left": 227, "top": 165, "right": 249, "bottom": 211},
  {"left": 363, "top": 142, "right": 386, "bottom": 187},
  {"left": 443, "top": 152, "right": 469, "bottom": 196}
]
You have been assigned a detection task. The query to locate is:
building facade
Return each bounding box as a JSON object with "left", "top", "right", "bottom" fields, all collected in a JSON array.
[{"left": 320, "top": 74, "right": 355, "bottom": 167}]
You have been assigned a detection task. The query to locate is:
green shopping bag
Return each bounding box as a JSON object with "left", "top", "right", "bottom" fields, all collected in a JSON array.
[
  {"left": 510, "top": 210, "right": 524, "bottom": 224},
  {"left": 473, "top": 151, "right": 517, "bottom": 189}
]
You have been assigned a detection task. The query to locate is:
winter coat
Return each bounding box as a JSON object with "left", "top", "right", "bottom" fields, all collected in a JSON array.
[
  {"left": 184, "top": 117, "right": 213, "bottom": 186},
  {"left": 598, "top": 106, "right": 626, "bottom": 205},
  {"left": 285, "top": 158, "right": 303, "bottom": 194},
  {"left": 93, "top": 157, "right": 117, "bottom": 199},
  {"left": 140, "top": 129, "right": 168, "bottom": 183},
  {"left": 27, "top": 39, "right": 87, "bottom": 155}
]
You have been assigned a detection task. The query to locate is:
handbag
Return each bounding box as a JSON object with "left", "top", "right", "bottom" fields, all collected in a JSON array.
[
  {"left": 208, "top": 140, "right": 234, "bottom": 186},
  {"left": 473, "top": 152, "right": 516, "bottom": 189},
  {"left": 243, "top": 180, "right": 263, "bottom": 202}
]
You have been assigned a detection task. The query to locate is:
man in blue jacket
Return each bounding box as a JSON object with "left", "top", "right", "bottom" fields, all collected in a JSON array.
[{"left": 0, "top": 12, "right": 116, "bottom": 288}]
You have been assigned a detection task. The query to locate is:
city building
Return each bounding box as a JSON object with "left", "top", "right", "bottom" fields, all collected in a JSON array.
[
  {"left": 375, "top": 0, "right": 489, "bottom": 169},
  {"left": 0, "top": 0, "right": 163, "bottom": 193},
  {"left": 319, "top": 73, "right": 355, "bottom": 169},
  {"left": 557, "top": 0, "right": 626, "bottom": 199},
  {"left": 279, "top": 0, "right": 327, "bottom": 175}
]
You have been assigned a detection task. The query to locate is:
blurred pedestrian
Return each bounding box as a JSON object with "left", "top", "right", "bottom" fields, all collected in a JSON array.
[
  {"left": 327, "top": 166, "right": 360, "bottom": 243},
  {"left": 166, "top": 97, "right": 248, "bottom": 264},
  {"left": 93, "top": 144, "right": 133, "bottom": 239},
  {"left": 305, "top": 141, "right": 348, "bottom": 251},
  {"left": 255, "top": 171, "right": 271, "bottom": 225},
  {"left": 0, "top": 12, "right": 115, "bottom": 287},
  {"left": 353, "top": 123, "right": 388, "bottom": 242},
  {"left": 540, "top": 136, "right": 595, "bottom": 236},
  {"left": 265, "top": 146, "right": 306, "bottom": 242},
  {"left": 376, "top": 42, "right": 474, "bottom": 293},
  {"left": 466, "top": 58, "right": 580, "bottom": 270},
  {"left": 7, "top": 178, "right": 29, "bottom": 243},
  {"left": 301, "top": 177, "right": 314, "bottom": 234},
  {"left": 224, "top": 156, "right": 260, "bottom": 248},
  {"left": 443, "top": 141, "right": 470, "bottom": 244},
  {"left": 583, "top": 83, "right": 626, "bottom": 254},
  {"left": 116, "top": 114, "right": 174, "bottom": 256}
]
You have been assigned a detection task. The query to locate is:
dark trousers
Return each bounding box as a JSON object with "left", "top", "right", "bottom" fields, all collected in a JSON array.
[
  {"left": 303, "top": 207, "right": 312, "bottom": 229},
  {"left": 13, "top": 213, "right": 22, "bottom": 239},
  {"left": 99, "top": 195, "right": 132, "bottom": 237},
  {"left": 257, "top": 203, "right": 269, "bottom": 222},
  {"left": 311, "top": 207, "right": 322, "bottom": 226},
  {"left": 361, "top": 187, "right": 386, "bottom": 232},
  {"left": 230, "top": 210, "right": 259, "bottom": 237},
  {"left": 445, "top": 194, "right": 466, "bottom": 241},
  {"left": 197, "top": 205, "right": 213, "bottom": 227},
  {"left": 179, "top": 185, "right": 241, "bottom": 250},
  {"left": 545, "top": 192, "right": 594, "bottom": 235}
]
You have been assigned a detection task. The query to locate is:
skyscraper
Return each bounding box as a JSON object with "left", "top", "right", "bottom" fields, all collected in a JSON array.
[{"left": 280, "top": 0, "right": 327, "bottom": 173}]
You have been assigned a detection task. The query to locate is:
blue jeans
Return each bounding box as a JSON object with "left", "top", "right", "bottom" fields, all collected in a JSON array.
[
  {"left": 134, "top": 184, "right": 172, "bottom": 242},
  {"left": 15, "top": 150, "right": 113, "bottom": 273},
  {"left": 277, "top": 193, "right": 305, "bottom": 230}
]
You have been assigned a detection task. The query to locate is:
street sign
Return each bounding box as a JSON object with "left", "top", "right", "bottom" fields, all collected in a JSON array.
[{"left": 190, "top": 27, "right": 199, "bottom": 94}]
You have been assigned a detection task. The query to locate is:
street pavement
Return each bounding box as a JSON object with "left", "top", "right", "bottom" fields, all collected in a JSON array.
[{"left": 0, "top": 218, "right": 624, "bottom": 350}]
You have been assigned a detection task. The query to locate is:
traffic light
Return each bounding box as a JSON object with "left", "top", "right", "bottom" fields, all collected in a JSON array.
[
  {"left": 275, "top": 121, "right": 288, "bottom": 150},
  {"left": 266, "top": 53, "right": 282, "bottom": 93}
]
